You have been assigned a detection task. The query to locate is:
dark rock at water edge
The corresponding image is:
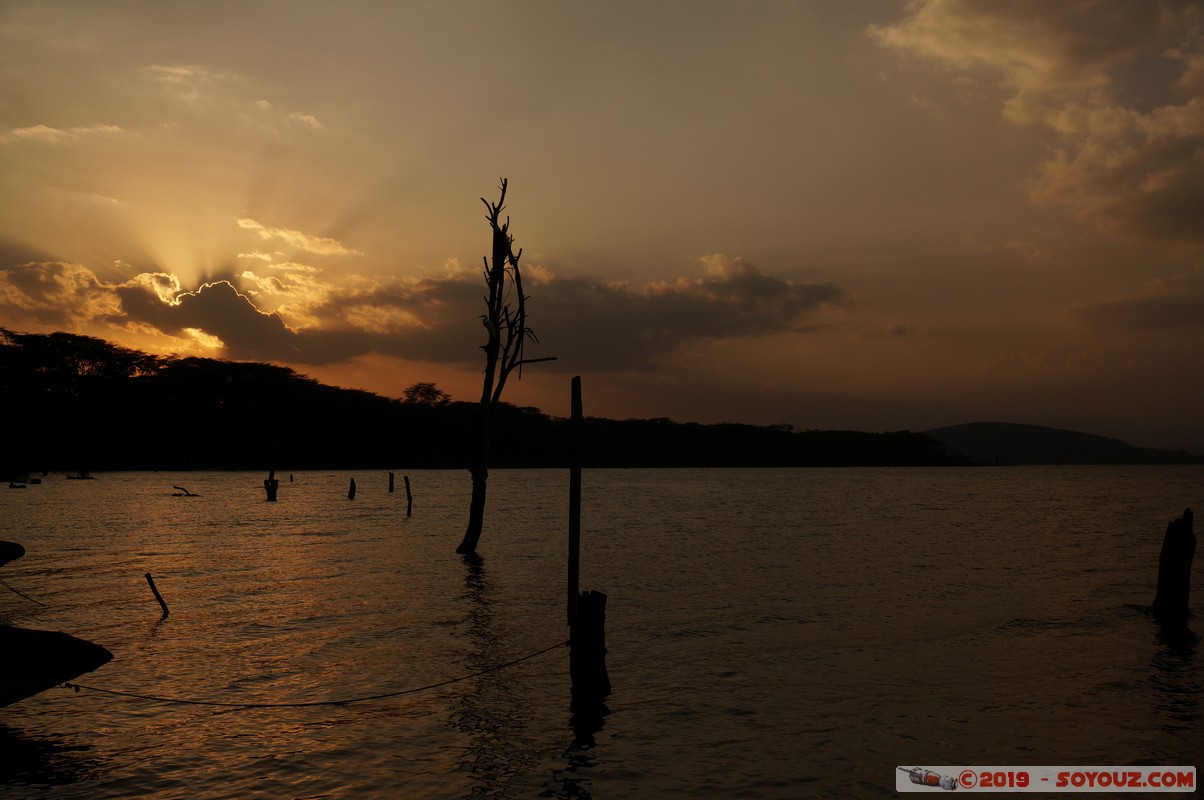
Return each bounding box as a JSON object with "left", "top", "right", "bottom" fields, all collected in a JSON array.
[{"left": 0, "top": 626, "right": 113, "bottom": 707}]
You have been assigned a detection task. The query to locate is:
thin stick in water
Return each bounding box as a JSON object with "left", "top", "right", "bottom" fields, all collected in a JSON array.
[{"left": 145, "top": 572, "right": 169, "bottom": 617}]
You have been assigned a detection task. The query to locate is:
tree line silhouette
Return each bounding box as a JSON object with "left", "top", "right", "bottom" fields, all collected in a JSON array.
[{"left": 1, "top": 328, "right": 964, "bottom": 477}]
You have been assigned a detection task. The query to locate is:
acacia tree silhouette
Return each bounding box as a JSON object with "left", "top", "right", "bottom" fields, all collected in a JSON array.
[
  {"left": 456, "top": 179, "right": 555, "bottom": 556},
  {"left": 402, "top": 382, "right": 450, "bottom": 406}
]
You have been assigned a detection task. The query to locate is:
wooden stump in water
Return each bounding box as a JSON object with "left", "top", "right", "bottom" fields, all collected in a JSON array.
[
  {"left": 570, "top": 590, "right": 611, "bottom": 700},
  {"left": 404, "top": 475, "right": 413, "bottom": 517},
  {"left": 348, "top": 478, "right": 357, "bottom": 500},
  {"left": 264, "top": 470, "right": 279, "bottom": 501},
  {"left": 388, "top": 472, "right": 395, "bottom": 493},
  {"left": 1153, "top": 508, "right": 1195, "bottom": 623}
]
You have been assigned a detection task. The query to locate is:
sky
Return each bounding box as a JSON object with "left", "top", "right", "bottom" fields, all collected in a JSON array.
[{"left": 2, "top": 1, "right": 1203, "bottom": 447}]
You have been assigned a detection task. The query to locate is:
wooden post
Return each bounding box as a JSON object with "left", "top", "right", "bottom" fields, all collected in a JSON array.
[
  {"left": 1153, "top": 508, "right": 1195, "bottom": 623},
  {"left": 389, "top": 471, "right": 395, "bottom": 493},
  {"left": 264, "top": 470, "right": 279, "bottom": 501},
  {"left": 404, "top": 475, "right": 413, "bottom": 517},
  {"left": 567, "top": 375, "right": 610, "bottom": 699},
  {"left": 144, "top": 572, "right": 169, "bottom": 618},
  {"left": 568, "top": 376, "right": 581, "bottom": 626},
  {"left": 348, "top": 477, "right": 357, "bottom": 500}
]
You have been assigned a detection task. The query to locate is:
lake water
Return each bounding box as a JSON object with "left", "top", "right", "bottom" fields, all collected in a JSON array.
[{"left": 1, "top": 467, "right": 1202, "bottom": 798}]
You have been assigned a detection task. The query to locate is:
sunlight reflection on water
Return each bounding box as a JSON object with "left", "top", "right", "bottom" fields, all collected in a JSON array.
[{"left": 1, "top": 466, "right": 1202, "bottom": 798}]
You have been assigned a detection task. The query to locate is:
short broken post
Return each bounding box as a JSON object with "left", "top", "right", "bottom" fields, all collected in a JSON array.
[
  {"left": 404, "top": 475, "right": 413, "bottom": 517},
  {"left": 348, "top": 477, "right": 357, "bottom": 500},
  {"left": 389, "top": 471, "right": 395, "bottom": 493},
  {"left": 145, "top": 572, "right": 169, "bottom": 618},
  {"left": 264, "top": 470, "right": 279, "bottom": 501},
  {"left": 567, "top": 375, "right": 610, "bottom": 700},
  {"left": 571, "top": 590, "right": 611, "bottom": 700},
  {"left": 1153, "top": 508, "right": 1195, "bottom": 623}
]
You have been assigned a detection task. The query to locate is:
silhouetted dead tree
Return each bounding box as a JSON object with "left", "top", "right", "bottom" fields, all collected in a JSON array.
[{"left": 456, "top": 179, "right": 555, "bottom": 556}]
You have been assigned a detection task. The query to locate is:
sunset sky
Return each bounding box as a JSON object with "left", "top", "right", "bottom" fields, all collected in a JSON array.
[{"left": 2, "top": 1, "right": 1203, "bottom": 447}]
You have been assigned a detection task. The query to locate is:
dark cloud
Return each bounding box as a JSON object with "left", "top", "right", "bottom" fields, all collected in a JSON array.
[
  {"left": 531, "top": 257, "right": 849, "bottom": 370},
  {"left": 174, "top": 281, "right": 302, "bottom": 359},
  {"left": 116, "top": 279, "right": 303, "bottom": 361}
]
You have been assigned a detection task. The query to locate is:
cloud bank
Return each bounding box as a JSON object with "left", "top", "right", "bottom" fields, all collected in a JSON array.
[{"left": 0, "top": 254, "right": 850, "bottom": 375}]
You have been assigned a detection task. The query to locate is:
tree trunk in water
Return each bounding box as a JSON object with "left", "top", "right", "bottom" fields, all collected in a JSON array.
[
  {"left": 458, "top": 386, "right": 493, "bottom": 555},
  {"left": 458, "top": 466, "right": 488, "bottom": 555}
]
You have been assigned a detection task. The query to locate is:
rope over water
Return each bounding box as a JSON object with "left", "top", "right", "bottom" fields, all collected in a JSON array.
[
  {"left": 0, "top": 576, "right": 47, "bottom": 606},
  {"left": 62, "top": 639, "right": 569, "bottom": 709}
]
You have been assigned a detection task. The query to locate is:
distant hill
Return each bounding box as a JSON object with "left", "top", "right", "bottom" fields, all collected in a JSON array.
[{"left": 925, "top": 422, "right": 1204, "bottom": 465}]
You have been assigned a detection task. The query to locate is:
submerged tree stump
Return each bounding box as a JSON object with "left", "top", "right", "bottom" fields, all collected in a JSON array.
[
  {"left": 1153, "top": 508, "right": 1195, "bottom": 623},
  {"left": 264, "top": 470, "right": 279, "bottom": 501},
  {"left": 404, "top": 475, "right": 413, "bottom": 517},
  {"left": 388, "top": 471, "right": 395, "bottom": 493},
  {"left": 348, "top": 478, "right": 357, "bottom": 500}
]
